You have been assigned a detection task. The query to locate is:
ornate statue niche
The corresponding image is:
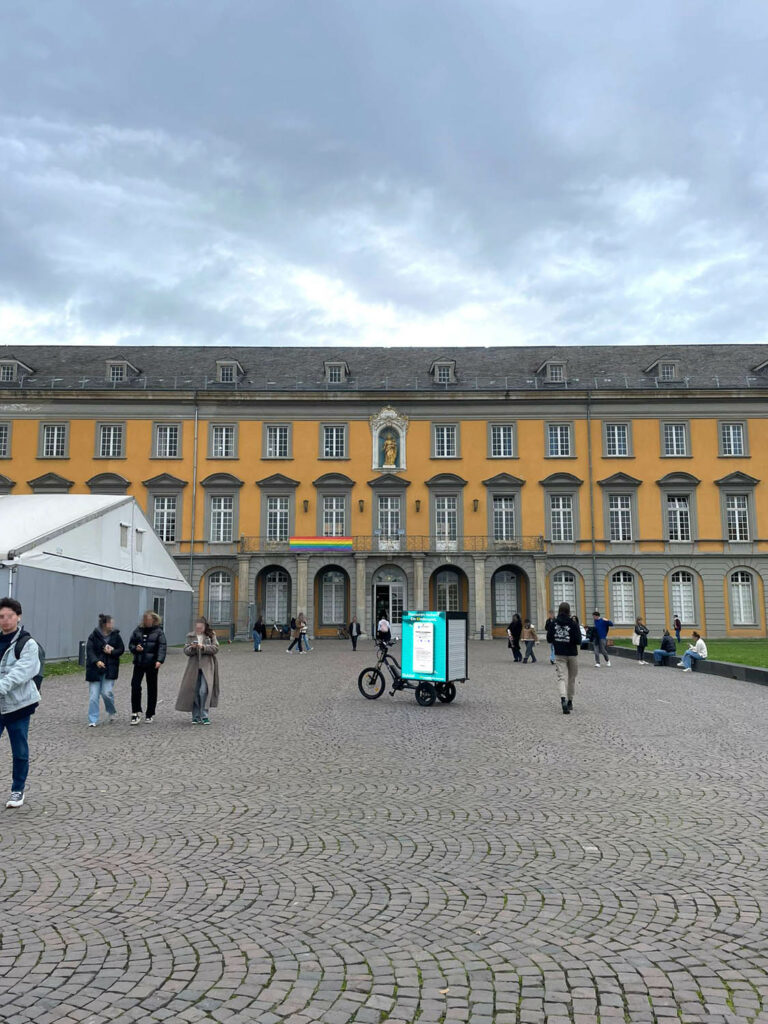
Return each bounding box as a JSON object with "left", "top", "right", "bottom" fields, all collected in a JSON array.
[{"left": 370, "top": 406, "right": 408, "bottom": 471}]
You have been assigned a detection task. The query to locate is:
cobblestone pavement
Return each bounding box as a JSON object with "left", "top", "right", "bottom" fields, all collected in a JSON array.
[{"left": 1, "top": 640, "right": 768, "bottom": 1024}]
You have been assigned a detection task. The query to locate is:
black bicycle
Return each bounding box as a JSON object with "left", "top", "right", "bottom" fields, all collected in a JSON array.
[{"left": 357, "top": 639, "right": 457, "bottom": 706}]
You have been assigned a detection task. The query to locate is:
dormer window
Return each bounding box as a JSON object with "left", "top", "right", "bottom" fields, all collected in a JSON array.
[
  {"left": 659, "top": 362, "right": 677, "bottom": 382},
  {"left": 430, "top": 360, "right": 456, "bottom": 385},
  {"left": 216, "top": 360, "right": 243, "bottom": 384},
  {"left": 535, "top": 360, "right": 567, "bottom": 383},
  {"left": 324, "top": 361, "right": 349, "bottom": 384},
  {"left": 0, "top": 359, "right": 32, "bottom": 383},
  {"left": 106, "top": 359, "right": 139, "bottom": 383}
]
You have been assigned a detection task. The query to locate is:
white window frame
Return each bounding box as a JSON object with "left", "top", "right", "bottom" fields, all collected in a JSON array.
[
  {"left": 611, "top": 570, "right": 635, "bottom": 623},
  {"left": 550, "top": 495, "right": 574, "bottom": 542},
  {"left": 659, "top": 362, "right": 677, "bottom": 382},
  {"left": 730, "top": 571, "right": 755, "bottom": 625},
  {"left": 547, "top": 362, "right": 565, "bottom": 383},
  {"left": 552, "top": 570, "right": 577, "bottom": 612},
  {"left": 436, "top": 365, "right": 451, "bottom": 384},
  {"left": 207, "top": 571, "right": 232, "bottom": 623},
  {"left": 608, "top": 494, "right": 632, "bottom": 542},
  {"left": 0, "top": 423, "right": 9, "bottom": 458},
  {"left": 266, "top": 424, "right": 290, "bottom": 459},
  {"left": 726, "top": 494, "right": 750, "bottom": 542},
  {"left": 42, "top": 423, "right": 68, "bottom": 458},
  {"left": 322, "top": 495, "right": 346, "bottom": 537},
  {"left": 321, "top": 569, "right": 346, "bottom": 623},
  {"left": 98, "top": 423, "right": 124, "bottom": 459},
  {"left": 490, "top": 424, "right": 515, "bottom": 458},
  {"left": 107, "top": 363, "right": 126, "bottom": 383},
  {"left": 153, "top": 495, "right": 177, "bottom": 543},
  {"left": 217, "top": 363, "right": 237, "bottom": 383},
  {"left": 0, "top": 362, "right": 17, "bottom": 383},
  {"left": 435, "top": 495, "right": 458, "bottom": 544},
  {"left": 155, "top": 424, "right": 181, "bottom": 459},
  {"left": 211, "top": 425, "right": 236, "bottom": 459},
  {"left": 666, "top": 495, "right": 691, "bottom": 541},
  {"left": 605, "top": 423, "right": 629, "bottom": 457},
  {"left": 492, "top": 496, "right": 516, "bottom": 541},
  {"left": 547, "top": 423, "right": 572, "bottom": 457},
  {"left": 663, "top": 422, "right": 688, "bottom": 457},
  {"left": 433, "top": 424, "right": 457, "bottom": 458},
  {"left": 720, "top": 422, "right": 745, "bottom": 457},
  {"left": 210, "top": 495, "right": 234, "bottom": 543},
  {"left": 327, "top": 364, "right": 343, "bottom": 384},
  {"left": 670, "top": 570, "right": 695, "bottom": 623},
  {"left": 266, "top": 496, "right": 289, "bottom": 541},
  {"left": 322, "top": 425, "right": 346, "bottom": 459}
]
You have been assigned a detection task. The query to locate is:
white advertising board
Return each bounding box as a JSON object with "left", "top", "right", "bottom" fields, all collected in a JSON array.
[{"left": 413, "top": 621, "right": 434, "bottom": 673}]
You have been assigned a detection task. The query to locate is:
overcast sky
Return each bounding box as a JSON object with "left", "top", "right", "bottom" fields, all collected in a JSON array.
[{"left": 2, "top": 1, "right": 768, "bottom": 349}]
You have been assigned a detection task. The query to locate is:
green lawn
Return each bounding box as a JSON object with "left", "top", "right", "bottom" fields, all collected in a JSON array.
[{"left": 612, "top": 638, "right": 768, "bottom": 669}]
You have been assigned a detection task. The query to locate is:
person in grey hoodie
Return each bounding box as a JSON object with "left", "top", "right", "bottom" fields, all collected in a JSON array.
[
  {"left": 0, "top": 597, "right": 42, "bottom": 809},
  {"left": 545, "top": 602, "right": 581, "bottom": 715}
]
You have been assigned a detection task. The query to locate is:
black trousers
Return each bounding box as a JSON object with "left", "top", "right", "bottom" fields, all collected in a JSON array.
[
  {"left": 351, "top": 634, "right": 358, "bottom": 650},
  {"left": 131, "top": 664, "right": 159, "bottom": 716}
]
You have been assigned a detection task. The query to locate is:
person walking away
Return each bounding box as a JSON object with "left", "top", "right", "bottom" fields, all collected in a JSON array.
[
  {"left": 651, "top": 630, "right": 677, "bottom": 666},
  {"left": 673, "top": 615, "right": 682, "bottom": 643},
  {"left": 128, "top": 611, "right": 167, "bottom": 724},
  {"left": 633, "top": 616, "right": 650, "bottom": 665},
  {"left": 176, "top": 617, "right": 219, "bottom": 724},
  {"left": 252, "top": 615, "right": 265, "bottom": 652},
  {"left": 298, "top": 613, "right": 312, "bottom": 652},
  {"left": 521, "top": 620, "right": 537, "bottom": 663},
  {"left": 546, "top": 602, "right": 580, "bottom": 715},
  {"left": 286, "top": 616, "right": 302, "bottom": 654},
  {"left": 544, "top": 609, "right": 556, "bottom": 664},
  {"left": 377, "top": 613, "right": 392, "bottom": 644},
  {"left": 592, "top": 611, "right": 613, "bottom": 666},
  {"left": 349, "top": 615, "right": 362, "bottom": 651},
  {"left": 678, "top": 631, "right": 707, "bottom": 672},
  {"left": 0, "top": 597, "right": 41, "bottom": 808},
  {"left": 507, "top": 613, "right": 523, "bottom": 663},
  {"left": 85, "top": 613, "right": 124, "bottom": 726}
]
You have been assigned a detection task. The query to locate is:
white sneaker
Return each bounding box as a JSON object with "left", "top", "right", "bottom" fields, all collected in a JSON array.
[
  {"left": 594, "top": 662, "right": 600, "bottom": 668},
  {"left": 88, "top": 722, "right": 98, "bottom": 728},
  {"left": 130, "top": 713, "right": 142, "bottom": 726},
  {"left": 682, "top": 667, "right": 691, "bottom": 672},
  {"left": 6, "top": 790, "right": 25, "bottom": 808},
  {"left": 605, "top": 660, "right": 611, "bottom": 666},
  {"left": 676, "top": 663, "right": 685, "bottom": 669}
]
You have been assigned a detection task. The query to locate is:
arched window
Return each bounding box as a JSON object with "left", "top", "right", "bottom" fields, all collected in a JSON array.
[
  {"left": 670, "top": 570, "right": 695, "bottom": 623},
  {"left": 730, "top": 570, "right": 755, "bottom": 625},
  {"left": 493, "top": 570, "right": 517, "bottom": 622},
  {"left": 321, "top": 569, "right": 347, "bottom": 624},
  {"left": 611, "top": 570, "right": 635, "bottom": 623},
  {"left": 435, "top": 569, "right": 460, "bottom": 611},
  {"left": 552, "top": 570, "right": 576, "bottom": 613},
  {"left": 207, "top": 571, "right": 232, "bottom": 624},
  {"left": 264, "top": 569, "right": 289, "bottom": 623}
]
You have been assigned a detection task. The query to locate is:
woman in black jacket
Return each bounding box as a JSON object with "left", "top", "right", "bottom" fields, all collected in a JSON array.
[
  {"left": 507, "top": 613, "right": 523, "bottom": 663},
  {"left": 545, "top": 602, "right": 581, "bottom": 715},
  {"left": 85, "top": 613, "right": 125, "bottom": 727},
  {"left": 128, "top": 611, "right": 167, "bottom": 725}
]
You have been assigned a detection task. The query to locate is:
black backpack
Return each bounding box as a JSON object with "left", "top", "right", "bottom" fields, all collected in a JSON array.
[{"left": 14, "top": 631, "right": 45, "bottom": 690}]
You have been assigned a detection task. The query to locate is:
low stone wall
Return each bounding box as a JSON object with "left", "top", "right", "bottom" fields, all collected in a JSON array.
[{"left": 609, "top": 643, "right": 768, "bottom": 686}]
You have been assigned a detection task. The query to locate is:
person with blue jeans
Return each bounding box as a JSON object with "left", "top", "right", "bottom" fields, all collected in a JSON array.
[
  {"left": 651, "top": 631, "right": 677, "bottom": 665},
  {"left": 252, "top": 616, "right": 265, "bottom": 652},
  {"left": 0, "top": 596, "right": 42, "bottom": 809},
  {"left": 592, "top": 611, "right": 613, "bottom": 666},
  {"left": 85, "top": 613, "right": 124, "bottom": 726},
  {"left": 678, "top": 631, "right": 707, "bottom": 672}
]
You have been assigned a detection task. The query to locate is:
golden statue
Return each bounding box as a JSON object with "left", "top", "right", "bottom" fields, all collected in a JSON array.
[{"left": 383, "top": 434, "right": 398, "bottom": 467}]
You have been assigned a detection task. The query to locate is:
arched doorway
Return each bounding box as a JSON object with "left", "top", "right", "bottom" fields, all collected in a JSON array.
[
  {"left": 429, "top": 565, "right": 469, "bottom": 613},
  {"left": 314, "top": 565, "right": 350, "bottom": 637},
  {"left": 256, "top": 565, "right": 292, "bottom": 628},
  {"left": 371, "top": 564, "right": 407, "bottom": 638},
  {"left": 491, "top": 565, "right": 530, "bottom": 637}
]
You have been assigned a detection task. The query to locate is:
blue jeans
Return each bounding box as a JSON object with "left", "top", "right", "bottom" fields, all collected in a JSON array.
[
  {"left": 681, "top": 650, "right": 704, "bottom": 670},
  {"left": 192, "top": 671, "right": 208, "bottom": 721},
  {"left": 89, "top": 675, "right": 117, "bottom": 724},
  {"left": 252, "top": 630, "right": 261, "bottom": 651},
  {"left": 652, "top": 649, "right": 670, "bottom": 665},
  {"left": 0, "top": 714, "right": 30, "bottom": 791}
]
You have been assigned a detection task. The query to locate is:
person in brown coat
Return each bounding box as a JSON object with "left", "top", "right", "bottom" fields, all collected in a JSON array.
[{"left": 175, "top": 617, "right": 220, "bottom": 725}]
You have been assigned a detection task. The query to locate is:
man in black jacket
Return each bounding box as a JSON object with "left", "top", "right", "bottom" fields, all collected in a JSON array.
[
  {"left": 128, "top": 611, "right": 167, "bottom": 725},
  {"left": 545, "top": 602, "right": 581, "bottom": 715}
]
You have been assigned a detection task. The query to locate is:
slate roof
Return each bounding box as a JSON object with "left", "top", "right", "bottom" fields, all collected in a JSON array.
[{"left": 1, "top": 343, "right": 767, "bottom": 392}]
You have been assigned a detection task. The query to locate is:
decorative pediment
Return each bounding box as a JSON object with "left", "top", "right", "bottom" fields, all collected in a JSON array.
[
  {"left": 0, "top": 474, "right": 16, "bottom": 494},
  {"left": 367, "top": 475, "right": 411, "bottom": 490},
  {"left": 142, "top": 473, "right": 188, "bottom": 489},
  {"left": 255, "top": 473, "right": 300, "bottom": 489},
  {"left": 312, "top": 473, "right": 356, "bottom": 488},
  {"left": 597, "top": 472, "right": 642, "bottom": 488},
  {"left": 656, "top": 472, "right": 700, "bottom": 487},
  {"left": 28, "top": 472, "right": 74, "bottom": 493},
  {"left": 482, "top": 473, "right": 526, "bottom": 488},
  {"left": 86, "top": 473, "right": 131, "bottom": 494},
  {"left": 425, "top": 473, "right": 468, "bottom": 489},
  {"left": 201, "top": 472, "right": 244, "bottom": 489},
  {"left": 539, "top": 473, "right": 583, "bottom": 487},
  {"left": 714, "top": 471, "right": 760, "bottom": 487}
]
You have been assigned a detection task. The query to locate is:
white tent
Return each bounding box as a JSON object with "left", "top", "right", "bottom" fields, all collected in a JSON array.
[{"left": 1, "top": 495, "right": 193, "bottom": 659}]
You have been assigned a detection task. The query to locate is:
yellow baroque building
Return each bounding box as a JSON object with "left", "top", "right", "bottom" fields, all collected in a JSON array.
[{"left": 1, "top": 343, "right": 767, "bottom": 640}]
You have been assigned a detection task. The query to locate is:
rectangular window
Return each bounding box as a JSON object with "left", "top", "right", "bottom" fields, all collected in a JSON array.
[
  {"left": 548, "top": 363, "right": 565, "bottom": 382},
  {"left": 611, "top": 571, "right": 635, "bottom": 623},
  {"left": 218, "top": 364, "right": 236, "bottom": 383},
  {"left": 434, "top": 425, "right": 457, "bottom": 458},
  {"left": 435, "top": 496, "right": 458, "bottom": 542},
  {"left": 322, "top": 496, "right": 346, "bottom": 536},
  {"left": 492, "top": 497, "right": 516, "bottom": 541},
  {"left": 659, "top": 362, "right": 676, "bottom": 382},
  {"left": 0, "top": 424, "right": 9, "bottom": 457},
  {"left": 605, "top": 423, "right": 629, "bottom": 457},
  {"left": 490, "top": 425, "right": 514, "bottom": 458},
  {"left": 608, "top": 494, "right": 632, "bottom": 541},
  {"left": 156, "top": 424, "right": 180, "bottom": 458},
  {"left": 327, "top": 365, "right": 343, "bottom": 384},
  {"left": 726, "top": 494, "right": 749, "bottom": 541},
  {"left": 378, "top": 496, "right": 401, "bottom": 538},
  {"left": 153, "top": 496, "right": 177, "bottom": 542},
  {"left": 731, "top": 572, "right": 755, "bottom": 624},
  {"left": 0, "top": 363, "right": 16, "bottom": 382},
  {"left": 152, "top": 595, "right": 166, "bottom": 622},
  {"left": 547, "top": 424, "right": 571, "bottom": 457},
  {"left": 135, "top": 530, "right": 144, "bottom": 553},
  {"left": 211, "top": 425, "right": 235, "bottom": 458},
  {"left": 210, "top": 496, "right": 234, "bottom": 542},
  {"left": 266, "top": 497, "right": 289, "bottom": 541},
  {"left": 663, "top": 423, "right": 687, "bottom": 456},
  {"left": 436, "top": 365, "right": 451, "bottom": 384},
  {"left": 120, "top": 524, "right": 129, "bottom": 548},
  {"left": 43, "top": 424, "right": 67, "bottom": 458},
  {"left": 99, "top": 424, "right": 124, "bottom": 458},
  {"left": 323, "top": 425, "right": 346, "bottom": 459},
  {"left": 720, "top": 422, "right": 745, "bottom": 456},
  {"left": 671, "top": 572, "right": 695, "bottom": 622},
  {"left": 108, "top": 364, "right": 126, "bottom": 383},
  {"left": 266, "top": 425, "right": 289, "bottom": 459},
  {"left": 667, "top": 496, "right": 691, "bottom": 541},
  {"left": 550, "top": 495, "right": 574, "bottom": 542}
]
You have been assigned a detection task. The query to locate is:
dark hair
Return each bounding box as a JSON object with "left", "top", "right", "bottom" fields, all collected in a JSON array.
[
  {"left": 523, "top": 618, "right": 531, "bottom": 625},
  {"left": 0, "top": 597, "right": 22, "bottom": 615},
  {"left": 692, "top": 631, "right": 701, "bottom": 639},
  {"left": 98, "top": 613, "right": 112, "bottom": 629},
  {"left": 558, "top": 602, "right": 571, "bottom": 616},
  {"left": 195, "top": 616, "right": 215, "bottom": 639},
  {"left": 663, "top": 629, "right": 670, "bottom": 636}
]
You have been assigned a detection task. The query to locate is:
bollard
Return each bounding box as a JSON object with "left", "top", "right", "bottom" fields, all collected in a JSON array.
[
  {"left": 480, "top": 625, "right": 485, "bottom": 641},
  {"left": 78, "top": 640, "right": 87, "bottom": 666}
]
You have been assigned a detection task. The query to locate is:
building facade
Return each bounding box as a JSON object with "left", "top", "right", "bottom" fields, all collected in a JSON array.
[{"left": 1, "top": 343, "right": 767, "bottom": 639}]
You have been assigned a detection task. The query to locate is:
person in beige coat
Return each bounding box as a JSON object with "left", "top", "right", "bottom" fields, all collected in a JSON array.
[{"left": 175, "top": 618, "right": 220, "bottom": 725}]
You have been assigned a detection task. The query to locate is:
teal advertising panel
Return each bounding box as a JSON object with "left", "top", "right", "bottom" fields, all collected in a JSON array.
[{"left": 402, "top": 611, "right": 468, "bottom": 683}]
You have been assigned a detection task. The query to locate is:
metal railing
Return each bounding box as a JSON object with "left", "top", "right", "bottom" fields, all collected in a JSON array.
[{"left": 238, "top": 535, "right": 546, "bottom": 554}]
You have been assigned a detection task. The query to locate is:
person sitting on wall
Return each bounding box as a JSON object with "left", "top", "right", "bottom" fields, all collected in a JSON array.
[
  {"left": 651, "top": 630, "right": 678, "bottom": 666},
  {"left": 678, "top": 631, "right": 707, "bottom": 672}
]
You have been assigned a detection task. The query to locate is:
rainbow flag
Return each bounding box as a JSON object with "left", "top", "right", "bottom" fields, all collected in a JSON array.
[{"left": 289, "top": 536, "right": 353, "bottom": 552}]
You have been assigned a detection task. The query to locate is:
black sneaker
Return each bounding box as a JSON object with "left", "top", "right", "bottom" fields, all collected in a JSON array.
[
  {"left": 130, "top": 713, "right": 141, "bottom": 726},
  {"left": 561, "top": 697, "right": 570, "bottom": 715},
  {"left": 566, "top": 698, "right": 573, "bottom": 712}
]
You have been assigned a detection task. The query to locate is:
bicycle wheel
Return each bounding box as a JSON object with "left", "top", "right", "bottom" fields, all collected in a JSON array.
[
  {"left": 436, "top": 682, "right": 456, "bottom": 703},
  {"left": 414, "top": 682, "right": 437, "bottom": 707},
  {"left": 358, "top": 668, "right": 386, "bottom": 700}
]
